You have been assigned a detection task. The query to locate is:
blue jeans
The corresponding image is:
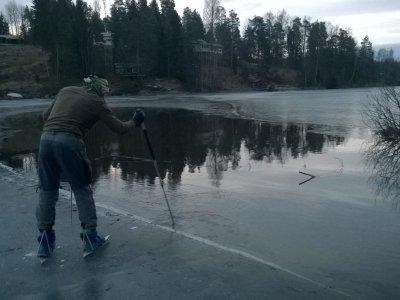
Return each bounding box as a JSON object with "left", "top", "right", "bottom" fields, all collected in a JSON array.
[{"left": 36, "top": 131, "right": 97, "bottom": 231}]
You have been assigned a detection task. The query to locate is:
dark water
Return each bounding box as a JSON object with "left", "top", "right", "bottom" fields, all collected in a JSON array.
[{"left": 0, "top": 108, "right": 347, "bottom": 186}]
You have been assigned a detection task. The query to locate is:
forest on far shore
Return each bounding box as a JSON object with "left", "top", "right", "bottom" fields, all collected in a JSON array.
[{"left": 1, "top": 0, "right": 400, "bottom": 94}]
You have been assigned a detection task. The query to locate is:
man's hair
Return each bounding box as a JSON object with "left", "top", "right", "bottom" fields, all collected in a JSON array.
[{"left": 83, "top": 74, "right": 110, "bottom": 96}]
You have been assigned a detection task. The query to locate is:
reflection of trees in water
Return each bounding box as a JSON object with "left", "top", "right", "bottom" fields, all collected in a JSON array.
[
  {"left": 365, "top": 130, "right": 400, "bottom": 209},
  {"left": 204, "top": 127, "right": 241, "bottom": 187},
  {"left": 0, "top": 152, "right": 37, "bottom": 172},
  {"left": 0, "top": 112, "right": 42, "bottom": 170},
  {"left": 235, "top": 120, "right": 342, "bottom": 163},
  {"left": 1, "top": 109, "right": 345, "bottom": 188},
  {"left": 85, "top": 109, "right": 344, "bottom": 187}
]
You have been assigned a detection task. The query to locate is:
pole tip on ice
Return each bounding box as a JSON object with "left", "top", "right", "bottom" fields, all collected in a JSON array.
[{"left": 141, "top": 121, "right": 176, "bottom": 228}]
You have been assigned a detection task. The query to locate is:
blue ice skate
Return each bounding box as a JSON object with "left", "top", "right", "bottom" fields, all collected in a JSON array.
[
  {"left": 37, "top": 229, "right": 55, "bottom": 264},
  {"left": 80, "top": 230, "right": 109, "bottom": 258}
]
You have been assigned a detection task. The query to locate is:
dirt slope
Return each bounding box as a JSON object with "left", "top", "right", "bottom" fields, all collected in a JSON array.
[{"left": 0, "top": 44, "right": 50, "bottom": 98}]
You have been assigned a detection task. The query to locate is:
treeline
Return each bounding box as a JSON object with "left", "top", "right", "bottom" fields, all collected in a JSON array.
[{"left": 2, "top": 0, "right": 400, "bottom": 90}]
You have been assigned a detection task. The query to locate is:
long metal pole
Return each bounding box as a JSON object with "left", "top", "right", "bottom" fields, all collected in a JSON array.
[{"left": 141, "top": 123, "right": 176, "bottom": 228}]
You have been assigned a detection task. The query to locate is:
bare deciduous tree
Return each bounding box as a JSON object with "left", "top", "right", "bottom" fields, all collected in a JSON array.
[
  {"left": 19, "top": 5, "right": 30, "bottom": 39},
  {"left": 363, "top": 87, "right": 400, "bottom": 208},
  {"left": 203, "top": 0, "right": 220, "bottom": 38},
  {"left": 102, "top": 0, "right": 107, "bottom": 18},
  {"left": 363, "top": 87, "right": 400, "bottom": 139},
  {"left": 93, "top": 0, "right": 101, "bottom": 15},
  {"left": 5, "top": 0, "right": 23, "bottom": 36}
]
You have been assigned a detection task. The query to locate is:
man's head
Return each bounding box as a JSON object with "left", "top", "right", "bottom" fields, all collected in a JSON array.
[{"left": 83, "top": 74, "right": 110, "bottom": 96}]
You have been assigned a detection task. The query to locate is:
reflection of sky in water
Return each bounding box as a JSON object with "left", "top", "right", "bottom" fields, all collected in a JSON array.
[
  {"left": 179, "top": 134, "right": 366, "bottom": 191},
  {"left": 90, "top": 126, "right": 371, "bottom": 214},
  {"left": 0, "top": 108, "right": 377, "bottom": 206}
]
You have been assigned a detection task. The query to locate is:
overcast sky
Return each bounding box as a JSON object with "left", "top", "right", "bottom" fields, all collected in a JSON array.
[
  {"left": 2, "top": 0, "right": 399, "bottom": 45},
  {"left": 174, "top": 0, "right": 400, "bottom": 45}
]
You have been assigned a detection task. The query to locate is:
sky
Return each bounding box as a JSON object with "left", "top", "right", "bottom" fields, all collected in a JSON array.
[
  {"left": 2, "top": 0, "right": 399, "bottom": 46},
  {"left": 172, "top": 0, "right": 400, "bottom": 46}
]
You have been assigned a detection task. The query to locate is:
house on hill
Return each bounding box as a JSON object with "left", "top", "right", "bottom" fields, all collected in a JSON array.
[
  {"left": 94, "top": 31, "right": 113, "bottom": 47},
  {"left": 192, "top": 40, "right": 223, "bottom": 92},
  {"left": 193, "top": 39, "right": 222, "bottom": 55}
]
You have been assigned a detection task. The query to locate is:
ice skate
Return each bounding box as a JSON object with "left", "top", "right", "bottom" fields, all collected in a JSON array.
[
  {"left": 37, "top": 230, "right": 55, "bottom": 264},
  {"left": 80, "top": 231, "right": 110, "bottom": 258}
]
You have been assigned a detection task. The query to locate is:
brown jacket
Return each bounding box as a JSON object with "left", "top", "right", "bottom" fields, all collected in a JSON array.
[{"left": 43, "top": 86, "right": 133, "bottom": 137}]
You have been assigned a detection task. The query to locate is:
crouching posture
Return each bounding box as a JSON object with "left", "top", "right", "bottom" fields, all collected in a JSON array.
[{"left": 36, "top": 75, "right": 145, "bottom": 258}]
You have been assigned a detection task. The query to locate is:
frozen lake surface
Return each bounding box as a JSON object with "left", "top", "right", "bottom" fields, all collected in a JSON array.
[{"left": 1, "top": 88, "right": 399, "bottom": 299}]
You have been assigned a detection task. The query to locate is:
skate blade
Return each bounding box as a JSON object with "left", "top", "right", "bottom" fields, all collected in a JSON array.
[
  {"left": 38, "top": 251, "right": 53, "bottom": 264},
  {"left": 83, "top": 235, "right": 110, "bottom": 258},
  {"left": 39, "top": 257, "right": 48, "bottom": 264}
]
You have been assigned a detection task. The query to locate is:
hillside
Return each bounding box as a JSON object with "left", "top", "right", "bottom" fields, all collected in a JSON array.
[
  {"left": 0, "top": 44, "right": 51, "bottom": 98},
  {"left": 0, "top": 44, "right": 301, "bottom": 98}
]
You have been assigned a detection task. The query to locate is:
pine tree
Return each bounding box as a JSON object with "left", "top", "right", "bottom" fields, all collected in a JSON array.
[
  {"left": 182, "top": 7, "right": 205, "bottom": 88},
  {"left": 270, "top": 10, "right": 288, "bottom": 64},
  {"left": 358, "top": 35, "right": 376, "bottom": 85},
  {"left": 307, "top": 21, "right": 327, "bottom": 85},
  {"left": 240, "top": 25, "right": 255, "bottom": 62},
  {"left": 137, "top": 0, "right": 159, "bottom": 75},
  {"left": 149, "top": 0, "right": 162, "bottom": 75},
  {"left": 20, "top": 6, "right": 32, "bottom": 41},
  {"left": 159, "top": 0, "right": 183, "bottom": 78},
  {"left": 110, "top": 0, "right": 129, "bottom": 63},
  {"left": 227, "top": 10, "right": 240, "bottom": 73},
  {"left": 0, "top": 13, "right": 10, "bottom": 34},
  {"left": 249, "top": 16, "right": 267, "bottom": 62},
  {"left": 73, "top": 0, "right": 91, "bottom": 76},
  {"left": 287, "top": 17, "right": 302, "bottom": 70}
]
